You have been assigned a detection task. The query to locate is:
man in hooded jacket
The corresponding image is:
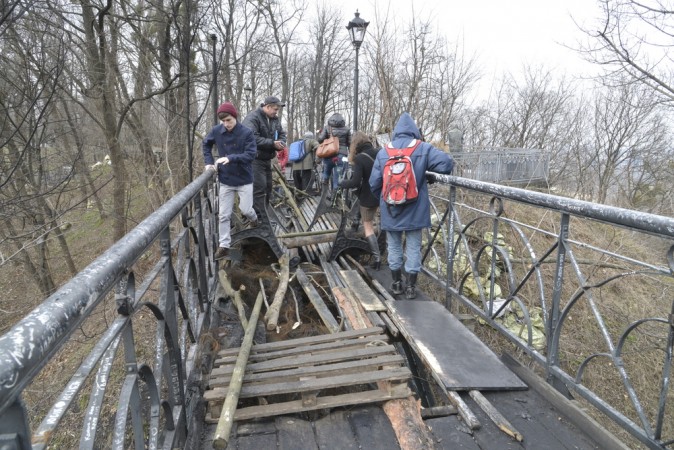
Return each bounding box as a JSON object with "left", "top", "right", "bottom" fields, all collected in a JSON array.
[{"left": 369, "top": 112, "right": 454, "bottom": 299}]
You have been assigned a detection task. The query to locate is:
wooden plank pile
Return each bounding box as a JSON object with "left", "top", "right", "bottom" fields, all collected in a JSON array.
[{"left": 204, "top": 327, "right": 412, "bottom": 422}]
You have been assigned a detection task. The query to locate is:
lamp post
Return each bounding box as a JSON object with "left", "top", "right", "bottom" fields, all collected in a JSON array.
[
  {"left": 244, "top": 85, "right": 252, "bottom": 114},
  {"left": 346, "top": 11, "right": 369, "bottom": 132},
  {"left": 210, "top": 34, "right": 218, "bottom": 125}
]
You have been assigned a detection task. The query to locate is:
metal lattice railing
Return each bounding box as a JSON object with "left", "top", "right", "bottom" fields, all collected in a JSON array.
[
  {"left": 451, "top": 149, "right": 549, "bottom": 185},
  {"left": 423, "top": 173, "right": 674, "bottom": 450},
  {"left": 0, "top": 170, "right": 219, "bottom": 449}
]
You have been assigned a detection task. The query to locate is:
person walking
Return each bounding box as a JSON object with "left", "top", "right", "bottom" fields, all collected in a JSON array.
[
  {"left": 338, "top": 131, "right": 381, "bottom": 269},
  {"left": 317, "top": 113, "right": 351, "bottom": 191},
  {"left": 241, "top": 96, "right": 287, "bottom": 218},
  {"left": 369, "top": 112, "right": 454, "bottom": 298},
  {"left": 291, "top": 131, "right": 319, "bottom": 193},
  {"left": 203, "top": 102, "right": 258, "bottom": 260}
]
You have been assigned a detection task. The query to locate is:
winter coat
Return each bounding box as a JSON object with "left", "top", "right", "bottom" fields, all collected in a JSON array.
[
  {"left": 291, "top": 138, "right": 319, "bottom": 171},
  {"left": 202, "top": 122, "right": 257, "bottom": 186},
  {"left": 338, "top": 142, "right": 379, "bottom": 208},
  {"left": 241, "top": 107, "right": 287, "bottom": 161},
  {"left": 369, "top": 112, "right": 454, "bottom": 231},
  {"left": 317, "top": 113, "right": 351, "bottom": 156}
]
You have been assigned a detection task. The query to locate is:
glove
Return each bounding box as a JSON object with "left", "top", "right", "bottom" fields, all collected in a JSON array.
[{"left": 426, "top": 173, "right": 436, "bottom": 184}]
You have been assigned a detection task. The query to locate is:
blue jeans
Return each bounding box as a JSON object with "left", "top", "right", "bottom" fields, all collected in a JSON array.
[
  {"left": 386, "top": 229, "right": 423, "bottom": 273},
  {"left": 322, "top": 156, "right": 346, "bottom": 190}
]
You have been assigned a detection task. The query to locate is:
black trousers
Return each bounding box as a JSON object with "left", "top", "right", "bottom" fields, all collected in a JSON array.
[
  {"left": 293, "top": 169, "right": 313, "bottom": 191},
  {"left": 252, "top": 159, "right": 272, "bottom": 217}
]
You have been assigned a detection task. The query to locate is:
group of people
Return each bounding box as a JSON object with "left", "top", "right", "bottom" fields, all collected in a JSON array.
[{"left": 203, "top": 97, "right": 453, "bottom": 299}]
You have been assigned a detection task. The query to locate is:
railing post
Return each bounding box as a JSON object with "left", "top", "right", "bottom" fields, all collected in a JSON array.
[
  {"left": 445, "top": 185, "right": 457, "bottom": 312},
  {"left": 0, "top": 398, "right": 31, "bottom": 449},
  {"left": 547, "top": 212, "right": 570, "bottom": 396}
]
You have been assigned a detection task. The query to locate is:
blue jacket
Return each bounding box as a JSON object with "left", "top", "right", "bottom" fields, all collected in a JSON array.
[
  {"left": 202, "top": 122, "right": 257, "bottom": 186},
  {"left": 369, "top": 112, "right": 454, "bottom": 231}
]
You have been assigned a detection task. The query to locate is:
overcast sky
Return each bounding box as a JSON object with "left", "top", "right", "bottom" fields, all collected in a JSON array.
[{"left": 325, "top": 0, "right": 602, "bottom": 100}]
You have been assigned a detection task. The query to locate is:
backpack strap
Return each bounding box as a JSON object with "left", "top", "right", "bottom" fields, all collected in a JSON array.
[{"left": 386, "top": 139, "right": 421, "bottom": 157}]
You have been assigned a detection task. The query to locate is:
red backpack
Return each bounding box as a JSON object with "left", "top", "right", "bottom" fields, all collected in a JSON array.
[{"left": 381, "top": 139, "right": 421, "bottom": 207}]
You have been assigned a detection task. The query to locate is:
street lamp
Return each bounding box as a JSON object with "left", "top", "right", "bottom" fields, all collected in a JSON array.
[
  {"left": 210, "top": 34, "right": 218, "bottom": 125},
  {"left": 346, "top": 10, "right": 369, "bottom": 132},
  {"left": 244, "top": 85, "right": 252, "bottom": 113}
]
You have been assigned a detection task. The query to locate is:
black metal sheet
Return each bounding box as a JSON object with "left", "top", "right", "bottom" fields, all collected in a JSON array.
[{"left": 388, "top": 300, "right": 527, "bottom": 391}]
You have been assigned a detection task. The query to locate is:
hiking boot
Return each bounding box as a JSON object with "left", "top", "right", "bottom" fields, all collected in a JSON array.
[
  {"left": 405, "top": 273, "right": 418, "bottom": 299},
  {"left": 214, "top": 247, "right": 229, "bottom": 260},
  {"left": 391, "top": 269, "right": 404, "bottom": 295},
  {"left": 366, "top": 234, "right": 381, "bottom": 271}
]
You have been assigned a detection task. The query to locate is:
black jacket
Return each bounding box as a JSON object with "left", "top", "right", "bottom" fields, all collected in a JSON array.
[
  {"left": 338, "top": 142, "right": 379, "bottom": 208},
  {"left": 242, "top": 107, "right": 287, "bottom": 161},
  {"left": 318, "top": 113, "right": 351, "bottom": 155}
]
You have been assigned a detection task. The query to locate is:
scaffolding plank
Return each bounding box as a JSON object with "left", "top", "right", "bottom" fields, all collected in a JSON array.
[
  {"left": 340, "top": 269, "right": 387, "bottom": 312},
  {"left": 387, "top": 300, "right": 527, "bottom": 391}
]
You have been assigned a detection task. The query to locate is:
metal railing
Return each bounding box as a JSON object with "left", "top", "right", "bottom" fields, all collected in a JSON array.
[
  {"left": 1, "top": 168, "right": 672, "bottom": 449},
  {"left": 451, "top": 149, "right": 549, "bottom": 185},
  {"left": 0, "top": 170, "right": 219, "bottom": 449},
  {"left": 424, "top": 173, "right": 674, "bottom": 449}
]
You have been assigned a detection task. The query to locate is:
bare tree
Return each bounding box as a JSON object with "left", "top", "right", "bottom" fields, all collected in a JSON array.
[{"left": 579, "top": 0, "right": 674, "bottom": 105}]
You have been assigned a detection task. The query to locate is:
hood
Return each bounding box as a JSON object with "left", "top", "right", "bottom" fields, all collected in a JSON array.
[
  {"left": 391, "top": 112, "right": 422, "bottom": 142},
  {"left": 327, "top": 113, "right": 346, "bottom": 128}
]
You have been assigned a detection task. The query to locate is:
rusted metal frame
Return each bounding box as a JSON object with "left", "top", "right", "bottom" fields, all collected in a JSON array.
[
  {"left": 487, "top": 197, "right": 504, "bottom": 318},
  {"left": 327, "top": 212, "right": 370, "bottom": 262},
  {"left": 113, "top": 323, "right": 144, "bottom": 450},
  {"left": 445, "top": 186, "right": 457, "bottom": 310}
]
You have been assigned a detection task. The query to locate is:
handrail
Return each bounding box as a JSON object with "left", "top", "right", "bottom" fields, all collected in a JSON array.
[
  {"left": 424, "top": 172, "right": 674, "bottom": 449},
  {"left": 0, "top": 169, "right": 218, "bottom": 449}
]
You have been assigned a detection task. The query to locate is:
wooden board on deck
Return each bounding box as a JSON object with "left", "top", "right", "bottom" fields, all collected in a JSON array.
[
  {"left": 387, "top": 300, "right": 527, "bottom": 391},
  {"left": 205, "top": 328, "right": 412, "bottom": 421},
  {"left": 340, "top": 269, "right": 387, "bottom": 312}
]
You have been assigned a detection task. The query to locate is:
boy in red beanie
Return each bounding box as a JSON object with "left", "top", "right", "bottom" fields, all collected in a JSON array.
[{"left": 203, "top": 102, "right": 258, "bottom": 260}]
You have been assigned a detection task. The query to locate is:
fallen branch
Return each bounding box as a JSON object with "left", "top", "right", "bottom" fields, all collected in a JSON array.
[
  {"left": 212, "top": 290, "right": 264, "bottom": 449},
  {"left": 264, "top": 252, "right": 289, "bottom": 331},
  {"left": 218, "top": 269, "right": 248, "bottom": 328}
]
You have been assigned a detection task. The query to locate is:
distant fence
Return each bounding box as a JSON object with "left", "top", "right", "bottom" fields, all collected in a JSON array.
[{"left": 451, "top": 148, "right": 549, "bottom": 185}]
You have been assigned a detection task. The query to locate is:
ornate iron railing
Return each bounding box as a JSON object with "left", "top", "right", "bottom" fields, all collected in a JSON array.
[
  {"left": 0, "top": 170, "right": 219, "bottom": 449},
  {"left": 1, "top": 169, "right": 672, "bottom": 449},
  {"left": 424, "top": 173, "right": 674, "bottom": 450}
]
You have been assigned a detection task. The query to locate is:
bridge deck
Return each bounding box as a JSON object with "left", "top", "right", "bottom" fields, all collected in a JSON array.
[{"left": 197, "top": 189, "right": 622, "bottom": 450}]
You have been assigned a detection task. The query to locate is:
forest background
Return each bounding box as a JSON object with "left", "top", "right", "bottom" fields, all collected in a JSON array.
[{"left": 1, "top": 0, "right": 673, "bottom": 305}]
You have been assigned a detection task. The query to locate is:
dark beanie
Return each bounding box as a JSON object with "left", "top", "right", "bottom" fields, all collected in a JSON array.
[{"left": 217, "top": 102, "right": 238, "bottom": 119}]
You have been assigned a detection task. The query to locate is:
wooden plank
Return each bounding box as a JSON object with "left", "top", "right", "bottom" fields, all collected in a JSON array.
[
  {"left": 295, "top": 267, "right": 340, "bottom": 333},
  {"left": 379, "top": 312, "right": 399, "bottom": 338},
  {"left": 214, "top": 334, "right": 388, "bottom": 365},
  {"left": 209, "top": 354, "right": 405, "bottom": 388},
  {"left": 349, "top": 405, "right": 402, "bottom": 450},
  {"left": 205, "top": 366, "right": 411, "bottom": 401},
  {"left": 333, "top": 286, "right": 368, "bottom": 330},
  {"left": 340, "top": 269, "right": 387, "bottom": 312},
  {"left": 211, "top": 345, "right": 399, "bottom": 377},
  {"left": 386, "top": 300, "right": 527, "bottom": 391},
  {"left": 314, "top": 410, "right": 359, "bottom": 450},
  {"left": 276, "top": 416, "right": 318, "bottom": 450},
  {"left": 205, "top": 384, "right": 412, "bottom": 422},
  {"left": 469, "top": 390, "right": 523, "bottom": 442},
  {"left": 216, "top": 327, "right": 384, "bottom": 357},
  {"left": 425, "top": 415, "right": 481, "bottom": 449},
  {"left": 500, "top": 353, "right": 631, "bottom": 450}
]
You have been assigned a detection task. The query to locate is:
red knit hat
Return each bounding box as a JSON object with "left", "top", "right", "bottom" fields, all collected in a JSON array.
[{"left": 217, "top": 102, "right": 238, "bottom": 119}]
